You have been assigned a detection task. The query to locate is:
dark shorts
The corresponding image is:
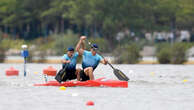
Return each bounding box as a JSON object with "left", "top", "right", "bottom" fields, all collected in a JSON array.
[
  {"left": 62, "top": 69, "right": 77, "bottom": 81},
  {"left": 80, "top": 70, "right": 90, "bottom": 81}
]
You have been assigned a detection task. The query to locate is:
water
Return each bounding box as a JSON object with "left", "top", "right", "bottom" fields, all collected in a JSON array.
[{"left": 0, "top": 64, "right": 194, "bottom": 110}]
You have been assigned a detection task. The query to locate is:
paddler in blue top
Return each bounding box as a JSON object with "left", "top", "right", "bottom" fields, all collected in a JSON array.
[
  {"left": 76, "top": 36, "right": 108, "bottom": 81},
  {"left": 61, "top": 47, "right": 81, "bottom": 81}
]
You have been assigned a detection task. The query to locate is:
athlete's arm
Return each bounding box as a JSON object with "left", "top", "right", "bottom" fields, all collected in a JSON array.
[
  {"left": 100, "top": 58, "right": 108, "bottom": 65},
  {"left": 61, "top": 59, "right": 71, "bottom": 64},
  {"left": 81, "top": 39, "right": 85, "bottom": 50},
  {"left": 76, "top": 36, "right": 86, "bottom": 55}
]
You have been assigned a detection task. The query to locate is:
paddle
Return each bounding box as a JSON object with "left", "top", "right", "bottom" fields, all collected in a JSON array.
[
  {"left": 55, "top": 64, "right": 68, "bottom": 83},
  {"left": 86, "top": 40, "right": 129, "bottom": 81}
]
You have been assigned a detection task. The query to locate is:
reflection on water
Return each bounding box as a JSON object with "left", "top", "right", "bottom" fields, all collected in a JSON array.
[{"left": 0, "top": 64, "right": 194, "bottom": 110}]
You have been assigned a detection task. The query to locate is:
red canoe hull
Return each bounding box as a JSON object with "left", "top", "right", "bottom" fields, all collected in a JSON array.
[{"left": 34, "top": 78, "right": 128, "bottom": 88}]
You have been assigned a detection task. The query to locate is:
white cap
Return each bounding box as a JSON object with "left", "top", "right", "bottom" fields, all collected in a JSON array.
[{"left": 21, "top": 44, "right": 28, "bottom": 49}]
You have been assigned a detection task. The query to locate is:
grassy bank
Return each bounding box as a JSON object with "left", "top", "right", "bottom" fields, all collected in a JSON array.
[{"left": 1, "top": 33, "right": 194, "bottom": 64}]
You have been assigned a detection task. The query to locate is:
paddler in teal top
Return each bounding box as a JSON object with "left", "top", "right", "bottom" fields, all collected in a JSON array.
[
  {"left": 61, "top": 47, "right": 81, "bottom": 81},
  {"left": 76, "top": 36, "right": 108, "bottom": 81}
]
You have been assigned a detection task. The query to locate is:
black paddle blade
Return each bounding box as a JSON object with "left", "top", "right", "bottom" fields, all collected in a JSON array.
[
  {"left": 55, "top": 74, "right": 62, "bottom": 83},
  {"left": 113, "top": 69, "right": 129, "bottom": 81},
  {"left": 55, "top": 68, "right": 67, "bottom": 83}
]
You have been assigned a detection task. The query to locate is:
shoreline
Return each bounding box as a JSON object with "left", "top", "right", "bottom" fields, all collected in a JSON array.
[{"left": 3, "top": 59, "right": 194, "bottom": 64}]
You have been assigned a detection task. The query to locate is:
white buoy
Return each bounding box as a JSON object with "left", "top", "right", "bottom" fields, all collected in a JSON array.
[{"left": 72, "top": 93, "right": 79, "bottom": 97}]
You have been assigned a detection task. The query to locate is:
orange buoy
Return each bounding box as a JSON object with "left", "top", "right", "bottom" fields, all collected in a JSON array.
[
  {"left": 43, "top": 66, "right": 57, "bottom": 76},
  {"left": 86, "top": 101, "right": 94, "bottom": 106},
  {"left": 5, "top": 67, "right": 19, "bottom": 76}
]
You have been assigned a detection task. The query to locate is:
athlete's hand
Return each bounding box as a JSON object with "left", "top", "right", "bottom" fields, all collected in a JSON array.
[
  {"left": 80, "top": 36, "right": 86, "bottom": 41},
  {"left": 66, "top": 60, "right": 71, "bottom": 63},
  {"left": 104, "top": 59, "right": 108, "bottom": 65}
]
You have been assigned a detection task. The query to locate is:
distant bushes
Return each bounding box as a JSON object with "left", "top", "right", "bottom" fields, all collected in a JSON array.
[
  {"left": 0, "top": 37, "right": 26, "bottom": 62},
  {"left": 170, "top": 43, "right": 190, "bottom": 64},
  {"left": 27, "top": 45, "right": 47, "bottom": 63},
  {"left": 156, "top": 43, "right": 191, "bottom": 64},
  {"left": 156, "top": 43, "right": 171, "bottom": 64},
  {"left": 0, "top": 47, "right": 5, "bottom": 63},
  {"left": 113, "top": 44, "right": 142, "bottom": 64},
  {"left": 0, "top": 39, "right": 26, "bottom": 50},
  {"left": 0, "top": 32, "right": 194, "bottom": 64},
  {"left": 26, "top": 30, "right": 79, "bottom": 62},
  {"left": 87, "top": 38, "right": 109, "bottom": 53},
  {"left": 157, "top": 48, "right": 171, "bottom": 64},
  {"left": 53, "top": 30, "right": 79, "bottom": 55}
]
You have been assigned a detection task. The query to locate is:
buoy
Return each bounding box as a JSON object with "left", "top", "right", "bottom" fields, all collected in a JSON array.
[
  {"left": 43, "top": 66, "right": 57, "bottom": 76},
  {"left": 86, "top": 101, "right": 94, "bottom": 106},
  {"left": 59, "top": 86, "right": 66, "bottom": 91},
  {"left": 5, "top": 67, "right": 19, "bottom": 76},
  {"left": 183, "top": 79, "right": 188, "bottom": 82},
  {"left": 72, "top": 93, "right": 79, "bottom": 97},
  {"left": 150, "top": 72, "right": 155, "bottom": 76}
]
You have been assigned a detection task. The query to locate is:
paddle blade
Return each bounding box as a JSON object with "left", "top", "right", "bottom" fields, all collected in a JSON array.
[
  {"left": 55, "top": 68, "right": 67, "bottom": 83},
  {"left": 113, "top": 69, "right": 129, "bottom": 81},
  {"left": 55, "top": 74, "right": 62, "bottom": 83}
]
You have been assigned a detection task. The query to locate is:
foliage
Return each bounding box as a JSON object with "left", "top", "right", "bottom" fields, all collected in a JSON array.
[
  {"left": 155, "top": 43, "right": 171, "bottom": 53},
  {"left": 1, "top": 0, "right": 194, "bottom": 63},
  {"left": 156, "top": 47, "right": 171, "bottom": 64},
  {"left": 156, "top": 43, "right": 191, "bottom": 64},
  {"left": 0, "top": 46, "right": 5, "bottom": 62},
  {"left": 170, "top": 43, "right": 190, "bottom": 64},
  {"left": 0, "top": 38, "right": 26, "bottom": 50},
  {"left": 0, "top": 0, "right": 194, "bottom": 44},
  {"left": 53, "top": 30, "right": 79, "bottom": 55},
  {"left": 87, "top": 37, "right": 109, "bottom": 53},
  {"left": 113, "top": 44, "right": 142, "bottom": 64}
]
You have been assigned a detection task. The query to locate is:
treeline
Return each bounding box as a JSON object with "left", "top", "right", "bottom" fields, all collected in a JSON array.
[{"left": 0, "top": 0, "right": 194, "bottom": 41}]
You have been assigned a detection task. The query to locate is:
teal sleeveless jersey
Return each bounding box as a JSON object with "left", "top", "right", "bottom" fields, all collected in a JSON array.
[
  {"left": 82, "top": 50, "right": 103, "bottom": 70},
  {"left": 62, "top": 52, "right": 79, "bottom": 70}
]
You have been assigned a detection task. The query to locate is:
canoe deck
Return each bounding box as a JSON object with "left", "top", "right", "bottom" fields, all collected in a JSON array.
[{"left": 34, "top": 77, "right": 128, "bottom": 88}]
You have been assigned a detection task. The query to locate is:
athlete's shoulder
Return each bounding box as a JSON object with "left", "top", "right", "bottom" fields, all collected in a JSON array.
[
  {"left": 96, "top": 54, "right": 103, "bottom": 60},
  {"left": 83, "top": 50, "right": 91, "bottom": 55},
  {"left": 64, "top": 54, "right": 68, "bottom": 57},
  {"left": 74, "top": 52, "right": 79, "bottom": 57},
  {"left": 62, "top": 54, "right": 68, "bottom": 59}
]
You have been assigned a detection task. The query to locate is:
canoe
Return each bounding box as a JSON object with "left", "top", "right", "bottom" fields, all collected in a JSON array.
[{"left": 34, "top": 77, "right": 128, "bottom": 88}]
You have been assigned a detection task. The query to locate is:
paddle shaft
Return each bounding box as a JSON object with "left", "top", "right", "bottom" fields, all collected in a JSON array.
[
  {"left": 86, "top": 40, "right": 115, "bottom": 69},
  {"left": 86, "top": 39, "right": 129, "bottom": 81},
  {"left": 96, "top": 52, "right": 115, "bottom": 70},
  {"left": 24, "top": 57, "right": 27, "bottom": 77}
]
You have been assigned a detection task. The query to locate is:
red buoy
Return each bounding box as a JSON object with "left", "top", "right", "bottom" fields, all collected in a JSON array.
[
  {"left": 43, "top": 66, "right": 57, "bottom": 76},
  {"left": 5, "top": 67, "right": 19, "bottom": 76},
  {"left": 86, "top": 101, "right": 94, "bottom": 106}
]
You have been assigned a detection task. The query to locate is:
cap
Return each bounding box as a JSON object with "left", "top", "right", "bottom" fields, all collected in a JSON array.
[
  {"left": 91, "top": 44, "right": 98, "bottom": 49},
  {"left": 67, "top": 47, "right": 74, "bottom": 51}
]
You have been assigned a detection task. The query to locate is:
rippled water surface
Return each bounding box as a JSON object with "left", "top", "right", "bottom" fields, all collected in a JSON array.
[{"left": 0, "top": 64, "right": 194, "bottom": 110}]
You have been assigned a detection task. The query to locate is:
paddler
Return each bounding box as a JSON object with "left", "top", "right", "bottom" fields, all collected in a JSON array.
[
  {"left": 76, "top": 36, "right": 108, "bottom": 81},
  {"left": 56, "top": 47, "right": 81, "bottom": 82}
]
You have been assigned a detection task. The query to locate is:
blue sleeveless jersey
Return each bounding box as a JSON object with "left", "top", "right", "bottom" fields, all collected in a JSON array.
[
  {"left": 62, "top": 52, "right": 79, "bottom": 71},
  {"left": 82, "top": 50, "right": 103, "bottom": 70}
]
